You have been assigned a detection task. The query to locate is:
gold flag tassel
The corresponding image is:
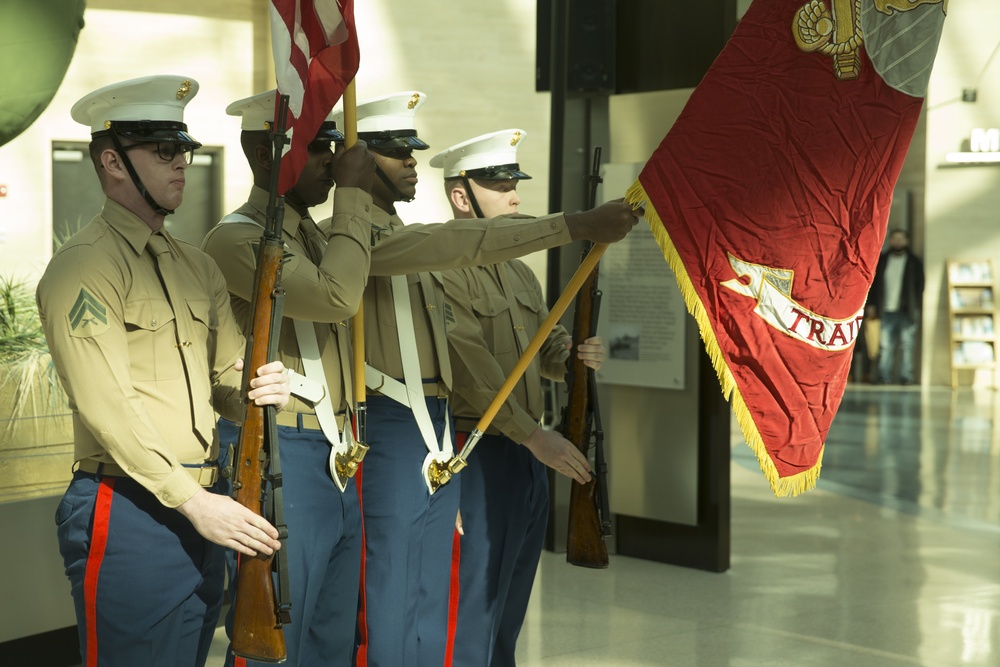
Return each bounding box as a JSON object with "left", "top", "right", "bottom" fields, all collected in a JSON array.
[
  {"left": 625, "top": 179, "right": 823, "bottom": 498},
  {"left": 427, "top": 243, "right": 610, "bottom": 493},
  {"left": 333, "top": 80, "right": 370, "bottom": 479}
]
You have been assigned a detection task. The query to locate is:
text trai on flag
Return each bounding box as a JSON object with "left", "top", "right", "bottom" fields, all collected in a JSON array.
[{"left": 722, "top": 254, "right": 864, "bottom": 352}]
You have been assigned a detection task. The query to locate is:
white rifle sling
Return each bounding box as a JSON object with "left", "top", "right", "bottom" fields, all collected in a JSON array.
[
  {"left": 365, "top": 274, "right": 453, "bottom": 493},
  {"left": 219, "top": 212, "right": 263, "bottom": 228}
]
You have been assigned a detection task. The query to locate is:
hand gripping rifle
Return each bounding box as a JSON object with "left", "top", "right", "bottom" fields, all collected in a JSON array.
[
  {"left": 561, "top": 147, "right": 612, "bottom": 569},
  {"left": 227, "top": 95, "right": 292, "bottom": 663}
]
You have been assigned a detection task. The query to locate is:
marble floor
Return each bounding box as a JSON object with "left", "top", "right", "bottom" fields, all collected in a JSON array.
[{"left": 205, "top": 386, "right": 1000, "bottom": 666}]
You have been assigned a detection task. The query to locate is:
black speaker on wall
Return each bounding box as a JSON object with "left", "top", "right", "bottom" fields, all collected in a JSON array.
[
  {"left": 537, "top": 0, "right": 739, "bottom": 94},
  {"left": 536, "top": 0, "right": 617, "bottom": 93}
]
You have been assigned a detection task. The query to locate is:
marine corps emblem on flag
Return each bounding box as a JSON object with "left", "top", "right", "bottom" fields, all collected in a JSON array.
[{"left": 625, "top": 0, "right": 947, "bottom": 496}]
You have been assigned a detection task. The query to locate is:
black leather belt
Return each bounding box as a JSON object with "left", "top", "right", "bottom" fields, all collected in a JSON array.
[{"left": 76, "top": 459, "right": 220, "bottom": 487}]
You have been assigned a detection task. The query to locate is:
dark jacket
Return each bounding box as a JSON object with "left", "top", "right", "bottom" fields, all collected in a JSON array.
[{"left": 869, "top": 250, "right": 924, "bottom": 321}]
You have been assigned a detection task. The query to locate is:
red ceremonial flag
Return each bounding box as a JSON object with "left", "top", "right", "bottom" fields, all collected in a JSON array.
[
  {"left": 270, "top": 0, "right": 359, "bottom": 194},
  {"left": 626, "top": 0, "right": 947, "bottom": 496}
]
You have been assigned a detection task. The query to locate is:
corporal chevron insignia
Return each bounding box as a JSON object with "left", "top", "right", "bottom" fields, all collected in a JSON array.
[{"left": 69, "top": 288, "right": 109, "bottom": 337}]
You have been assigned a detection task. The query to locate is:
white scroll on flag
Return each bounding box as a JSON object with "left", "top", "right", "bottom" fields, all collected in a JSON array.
[{"left": 270, "top": 0, "right": 359, "bottom": 194}]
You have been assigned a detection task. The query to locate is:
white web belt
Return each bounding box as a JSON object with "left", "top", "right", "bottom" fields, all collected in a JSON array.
[{"left": 365, "top": 274, "right": 452, "bottom": 493}]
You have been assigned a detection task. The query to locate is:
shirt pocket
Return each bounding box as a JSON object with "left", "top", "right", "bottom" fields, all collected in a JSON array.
[
  {"left": 186, "top": 297, "right": 219, "bottom": 349},
  {"left": 513, "top": 289, "right": 542, "bottom": 318},
  {"left": 124, "top": 297, "right": 182, "bottom": 381},
  {"left": 471, "top": 291, "right": 515, "bottom": 355}
]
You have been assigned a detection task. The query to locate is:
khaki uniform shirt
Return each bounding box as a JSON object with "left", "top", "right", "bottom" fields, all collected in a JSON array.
[
  {"left": 36, "top": 198, "right": 247, "bottom": 507},
  {"left": 443, "top": 260, "right": 570, "bottom": 443},
  {"left": 201, "top": 185, "right": 372, "bottom": 418},
  {"left": 358, "top": 207, "right": 573, "bottom": 388}
]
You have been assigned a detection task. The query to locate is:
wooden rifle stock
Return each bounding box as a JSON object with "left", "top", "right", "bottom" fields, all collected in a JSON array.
[
  {"left": 561, "top": 254, "right": 609, "bottom": 569},
  {"left": 562, "top": 146, "right": 610, "bottom": 569},
  {"left": 229, "top": 96, "right": 290, "bottom": 663}
]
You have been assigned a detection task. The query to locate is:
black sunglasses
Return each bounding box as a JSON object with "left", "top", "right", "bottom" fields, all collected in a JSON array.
[{"left": 124, "top": 142, "right": 196, "bottom": 165}]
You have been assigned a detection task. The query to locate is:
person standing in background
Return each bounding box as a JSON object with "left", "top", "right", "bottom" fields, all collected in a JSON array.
[{"left": 868, "top": 228, "right": 925, "bottom": 385}]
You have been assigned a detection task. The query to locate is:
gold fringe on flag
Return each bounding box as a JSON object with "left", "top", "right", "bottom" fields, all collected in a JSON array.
[{"left": 626, "top": 179, "right": 823, "bottom": 498}]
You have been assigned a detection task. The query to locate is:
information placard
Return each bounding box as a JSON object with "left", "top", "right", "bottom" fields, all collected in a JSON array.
[{"left": 595, "top": 163, "right": 687, "bottom": 389}]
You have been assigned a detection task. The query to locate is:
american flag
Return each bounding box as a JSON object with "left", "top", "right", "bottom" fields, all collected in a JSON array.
[{"left": 270, "top": 0, "right": 359, "bottom": 194}]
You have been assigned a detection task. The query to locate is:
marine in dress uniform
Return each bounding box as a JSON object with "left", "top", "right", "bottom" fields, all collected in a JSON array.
[
  {"left": 330, "top": 94, "right": 637, "bottom": 667},
  {"left": 433, "top": 130, "right": 604, "bottom": 666},
  {"left": 36, "top": 75, "right": 289, "bottom": 667},
  {"left": 200, "top": 90, "right": 377, "bottom": 667}
]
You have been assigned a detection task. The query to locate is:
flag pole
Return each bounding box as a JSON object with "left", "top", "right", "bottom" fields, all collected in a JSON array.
[
  {"left": 427, "top": 242, "right": 609, "bottom": 492},
  {"left": 333, "top": 79, "right": 369, "bottom": 479}
]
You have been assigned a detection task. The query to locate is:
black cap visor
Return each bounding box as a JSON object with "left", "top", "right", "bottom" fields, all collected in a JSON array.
[
  {"left": 360, "top": 129, "right": 429, "bottom": 151},
  {"left": 316, "top": 121, "right": 346, "bottom": 143},
  {"left": 96, "top": 120, "right": 202, "bottom": 149},
  {"left": 464, "top": 163, "right": 532, "bottom": 181}
]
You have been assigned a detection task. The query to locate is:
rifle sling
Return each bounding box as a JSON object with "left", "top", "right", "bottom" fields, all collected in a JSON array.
[
  {"left": 261, "top": 227, "right": 292, "bottom": 626},
  {"left": 587, "top": 285, "right": 611, "bottom": 535},
  {"left": 264, "top": 404, "right": 292, "bottom": 625},
  {"left": 588, "top": 369, "right": 611, "bottom": 537}
]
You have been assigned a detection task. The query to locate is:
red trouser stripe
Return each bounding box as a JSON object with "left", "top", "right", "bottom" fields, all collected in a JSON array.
[
  {"left": 443, "top": 430, "right": 469, "bottom": 666},
  {"left": 355, "top": 462, "right": 369, "bottom": 666},
  {"left": 443, "top": 528, "right": 462, "bottom": 667},
  {"left": 83, "top": 477, "right": 116, "bottom": 667}
]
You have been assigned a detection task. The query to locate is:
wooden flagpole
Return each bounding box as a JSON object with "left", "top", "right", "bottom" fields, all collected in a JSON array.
[{"left": 427, "top": 242, "right": 609, "bottom": 492}]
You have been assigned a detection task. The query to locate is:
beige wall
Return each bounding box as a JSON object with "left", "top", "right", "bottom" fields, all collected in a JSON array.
[
  {"left": 0, "top": 0, "right": 550, "bottom": 284},
  {"left": 0, "top": 6, "right": 257, "bottom": 282},
  {"left": 922, "top": 0, "right": 1000, "bottom": 386},
  {"left": 0, "top": 1, "right": 551, "bottom": 502}
]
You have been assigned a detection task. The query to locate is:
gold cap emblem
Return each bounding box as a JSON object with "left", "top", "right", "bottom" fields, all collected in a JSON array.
[
  {"left": 511, "top": 131, "right": 522, "bottom": 146},
  {"left": 407, "top": 93, "right": 421, "bottom": 109},
  {"left": 104, "top": 120, "right": 112, "bottom": 130},
  {"left": 176, "top": 80, "right": 192, "bottom": 100}
]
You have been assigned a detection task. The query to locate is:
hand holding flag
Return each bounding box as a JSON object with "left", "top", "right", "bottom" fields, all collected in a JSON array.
[{"left": 270, "top": 0, "right": 359, "bottom": 194}]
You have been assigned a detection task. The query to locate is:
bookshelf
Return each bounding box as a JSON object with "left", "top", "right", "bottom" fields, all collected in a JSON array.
[{"left": 948, "top": 259, "right": 996, "bottom": 388}]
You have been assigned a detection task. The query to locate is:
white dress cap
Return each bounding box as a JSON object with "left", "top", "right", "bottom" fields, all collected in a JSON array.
[
  {"left": 227, "top": 89, "right": 345, "bottom": 141},
  {"left": 226, "top": 90, "right": 279, "bottom": 131},
  {"left": 71, "top": 74, "right": 199, "bottom": 134},
  {"left": 429, "top": 129, "right": 531, "bottom": 180},
  {"left": 331, "top": 91, "right": 429, "bottom": 149}
]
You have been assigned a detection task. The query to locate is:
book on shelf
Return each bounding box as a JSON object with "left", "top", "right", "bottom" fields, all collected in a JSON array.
[
  {"left": 950, "top": 286, "right": 995, "bottom": 309},
  {"left": 953, "top": 316, "right": 995, "bottom": 336},
  {"left": 949, "top": 261, "right": 993, "bottom": 284},
  {"left": 953, "top": 340, "right": 995, "bottom": 365}
]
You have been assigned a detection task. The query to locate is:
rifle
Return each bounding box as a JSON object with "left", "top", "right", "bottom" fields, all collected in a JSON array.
[
  {"left": 561, "top": 147, "right": 612, "bottom": 569},
  {"left": 227, "top": 95, "right": 291, "bottom": 662}
]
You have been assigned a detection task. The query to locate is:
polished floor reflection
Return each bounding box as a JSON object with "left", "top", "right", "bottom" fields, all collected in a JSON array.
[
  {"left": 206, "top": 387, "right": 1000, "bottom": 666},
  {"left": 511, "top": 387, "right": 1000, "bottom": 666}
]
